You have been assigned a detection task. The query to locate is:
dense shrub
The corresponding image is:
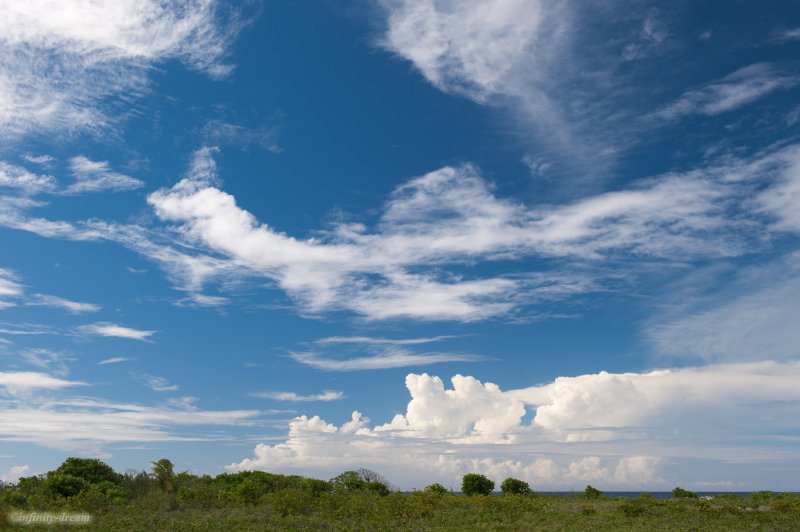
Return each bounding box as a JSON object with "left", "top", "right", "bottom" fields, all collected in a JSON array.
[
  {"left": 584, "top": 485, "right": 603, "bottom": 499},
  {"left": 500, "top": 477, "right": 531, "bottom": 496},
  {"left": 330, "top": 470, "right": 389, "bottom": 495},
  {"left": 424, "top": 483, "right": 448, "bottom": 495},
  {"left": 461, "top": 473, "right": 494, "bottom": 496},
  {"left": 672, "top": 487, "right": 698, "bottom": 498},
  {"left": 45, "top": 472, "right": 89, "bottom": 499},
  {"left": 55, "top": 458, "right": 121, "bottom": 485}
]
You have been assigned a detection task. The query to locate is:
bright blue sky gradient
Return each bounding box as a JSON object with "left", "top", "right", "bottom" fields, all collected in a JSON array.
[{"left": 1, "top": 0, "right": 799, "bottom": 490}]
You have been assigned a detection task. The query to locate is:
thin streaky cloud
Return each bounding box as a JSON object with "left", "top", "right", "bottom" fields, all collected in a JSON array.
[
  {"left": 315, "top": 335, "right": 457, "bottom": 346},
  {"left": 28, "top": 294, "right": 101, "bottom": 314},
  {"left": 289, "top": 348, "right": 483, "bottom": 371},
  {"left": 78, "top": 323, "right": 155, "bottom": 341},
  {"left": 250, "top": 390, "right": 344, "bottom": 402},
  {"left": 131, "top": 372, "right": 179, "bottom": 392},
  {"left": 63, "top": 156, "right": 143, "bottom": 194},
  {"left": 97, "top": 357, "right": 131, "bottom": 365}
]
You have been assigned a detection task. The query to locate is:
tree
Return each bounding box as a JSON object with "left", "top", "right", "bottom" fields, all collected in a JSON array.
[
  {"left": 330, "top": 471, "right": 365, "bottom": 491},
  {"left": 461, "top": 473, "right": 494, "bottom": 496},
  {"left": 500, "top": 477, "right": 531, "bottom": 495},
  {"left": 54, "top": 458, "right": 120, "bottom": 485},
  {"left": 151, "top": 459, "right": 176, "bottom": 494},
  {"left": 330, "top": 469, "right": 390, "bottom": 495},
  {"left": 584, "top": 485, "right": 603, "bottom": 499},
  {"left": 672, "top": 487, "right": 698, "bottom": 499},
  {"left": 425, "top": 483, "right": 448, "bottom": 495}
]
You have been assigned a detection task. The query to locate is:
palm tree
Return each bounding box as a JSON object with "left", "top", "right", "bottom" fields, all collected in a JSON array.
[{"left": 150, "top": 458, "right": 176, "bottom": 494}]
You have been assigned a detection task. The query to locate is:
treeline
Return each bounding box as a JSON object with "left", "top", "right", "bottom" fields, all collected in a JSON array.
[
  {"left": 1, "top": 458, "right": 799, "bottom": 529},
  {"left": 0, "top": 457, "right": 549, "bottom": 509}
]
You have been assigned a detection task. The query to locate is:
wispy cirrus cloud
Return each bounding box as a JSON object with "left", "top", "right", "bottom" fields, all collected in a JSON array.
[
  {"left": 251, "top": 390, "right": 344, "bottom": 402},
  {"left": 0, "top": 371, "right": 85, "bottom": 396},
  {"left": 289, "top": 348, "right": 482, "bottom": 371},
  {"left": 3, "top": 141, "right": 800, "bottom": 323},
  {"left": 0, "top": 0, "right": 238, "bottom": 141},
  {"left": 0, "top": 162, "right": 57, "bottom": 193},
  {"left": 97, "top": 357, "right": 131, "bottom": 365},
  {"left": 63, "top": 156, "right": 143, "bottom": 194},
  {"left": 27, "top": 294, "right": 100, "bottom": 314},
  {"left": 654, "top": 63, "right": 800, "bottom": 121},
  {"left": 78, "top": 323, "right": 155, "bottom": 342},
  {"left": 131, "top": 372, "right": 179, "bottom": 392},
  {"left": 0, "top": 394, "right": 259, "bottom": 450},
  {"left": 316, "top": 335, "right": 457, "bottom": 346}
]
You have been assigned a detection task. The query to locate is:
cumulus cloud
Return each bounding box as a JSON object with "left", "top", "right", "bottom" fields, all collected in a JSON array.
[
  {"left": 78, "top": 322, "right": 155, "bottom": 341},
  {"left": 1, "top": 464, "right": 30, "bottom": 483},
  {"left": 230, "top": 364, "right": 800, "bottom": 489},
  {"left": 64, "top": 156, "right": 143, "bottom": 194},
  {"left": 0, "top": 0, "right": 236, "bottom": 141},
  {"left": 251, "top": 390, "right": 344, "bottom": 402}
]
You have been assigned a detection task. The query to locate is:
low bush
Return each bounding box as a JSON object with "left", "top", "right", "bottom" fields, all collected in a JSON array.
[
  {"left": 584, "top": 485, "right": 603, "bottom": 499},
  {"left": 672, "top": 487, "right": 698, "bottom": 499}
]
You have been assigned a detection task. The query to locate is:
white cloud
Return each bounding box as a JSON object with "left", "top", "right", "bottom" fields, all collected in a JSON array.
[
  {"left": 28, "top": 294, "right": 100, "bottom": 314},
  {"left": 0, "top": 371, "right": 85, "bottom": 396},
  {"left": 64, "top": 156, "right": 143, "bottom": 194},
  {"left": 131, "top": 372, "right": 178, "bottom": 392},
  {"left": 3, "top": 144, "right": 798, "bottom": 323},
  {"left": 381, "top": 0, "right": 552, "bottom": 102},
  {"left": 289, "top": 348, "right": 482, "bottom": 371},
  {"left": 0, "top": 268, "right": 22, "bottom": 307},
  {"left": 0, "top": 0, "right": 236, "bottom": 141},
  {"left": 655, "top": 63, "right": 800, "bottom": 120},
  {"left": 1, "top": 464, "right": 29, "bottom": 483},
  {"left": 0, "top": 396, "right": 259, "bottom": 450},
  {"left": 375, "top": 373, "right": 525, "bottom": 442},
  {"left": 22, "top": 154, "right": 54, "bottom": 165},
  {"left": 251, "top": 390, "right": 344, "bottom": 402},
  {"left": 78, "top": 322, "right": 155, "bottom": 341},
  {"left": 511, "top": 361, "right": 800, "bottom": 436},
  {"left": 97, "top": 357, "right": 130, "bottom": 365},
  {"left": 18, "top": 348, "right": 74, "bottom": 377},
  {"left": 647, "top": 254, "right": 800, "bottom": 362},
  {"left": 316, "top": 335, "right": 456, "bottom": 346},
  {"left": 230, "top": 364, "right": 800, "bottom": 489},
  {"left": 144, "top": 153, "right": 743, "bottom": 320},
  {"left": 0, "top": 162, "right": 57, "bottom": 193}
]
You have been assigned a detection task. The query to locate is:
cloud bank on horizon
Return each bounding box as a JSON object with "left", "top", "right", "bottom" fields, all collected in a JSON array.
[{"left": 0, "top": 0, "right": 798, "bottom": 490}]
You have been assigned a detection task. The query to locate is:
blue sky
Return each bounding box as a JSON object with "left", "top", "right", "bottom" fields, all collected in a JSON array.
[{"left": 1, "top": 0, "right": 800, "bottom": 490}]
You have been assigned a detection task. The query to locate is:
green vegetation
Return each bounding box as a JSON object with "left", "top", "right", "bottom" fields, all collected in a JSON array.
[
  {"left": 500, "top": 477, "right": 531, "bottom": 496},
  {"left": 1, "top": 458, "right": 799, "bottom": 530},
  {"left": 461, "top": 473, "right": 494, "bottom": 496},
  {"left": 672, "top": 486, "right": 699, "bottom": 498},
  {"left": 585, "top": 484, "right": 604, "bottom": 499}
]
